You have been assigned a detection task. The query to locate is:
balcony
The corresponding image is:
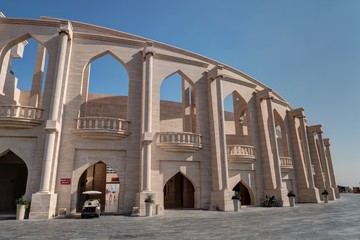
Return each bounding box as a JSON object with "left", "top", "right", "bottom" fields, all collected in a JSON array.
[
  {"left": 157, "top": 132, "right": 202, "bottom": 152},
  {"left": 0, "top": 105, "right": 44, "bottom": 128},
  {"left": 227, "top": 145, "right": 256, "bottom": 163},
  {"left": 280, "top": 157, "right": 293, "bottom": 172},
  {"left": 73, "top": 117, "right": 130, "bottom": 139}
]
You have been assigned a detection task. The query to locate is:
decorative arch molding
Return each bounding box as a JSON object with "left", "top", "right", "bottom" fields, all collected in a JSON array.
[
  {"left": 160, "top": 69, "right": 195, "bottom": 87},
  {"left": 228, "top": 175, "right": 255, "bottom": 205},
  {"left": 0, "top": 145, "right": 34, "bottom": 170},
  {"left": 83, "top": 50, "right": 129, "bottom": 74},
  {"left": 162, "top": 170, "right": 196, "bottom": 190}
]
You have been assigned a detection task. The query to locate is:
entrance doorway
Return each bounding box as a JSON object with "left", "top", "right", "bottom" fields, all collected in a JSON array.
[
  {"left": 232, "top": 182, "right": 251, "bottom": 205},
  {"left": 77, "top": 162, "right": 120, "bottom": 213},
  {"left": 163, "top": 172, "right": 194, "bottom": 209},
  {"left": 0, "top": 150, "right": 28, "bottom": 213}
]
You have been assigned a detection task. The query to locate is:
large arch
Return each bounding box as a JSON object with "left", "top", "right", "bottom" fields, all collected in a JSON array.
[
  {"left": 232, "top": 181, "right": 252, "bottom": 206},
  {"left": 160, "top": 70, "right": 197, "bottom": 133},
  {"left": 0, "top": 150, "right": 28, "bottom": 213},
  {"left": 0, "top": 34, "right": 48, "bottom": 107},
  {"left": 76, "top": 161, "right": 120, "bottom": 213},
  {"left": 79, "top": 50, "right": 129, "bottom": 119},
  {"left": 163, "top": 172, "right": 195, "bottom": 209},
  {"left": 274, "top": 110, "right": 290, "bottom": 158}
]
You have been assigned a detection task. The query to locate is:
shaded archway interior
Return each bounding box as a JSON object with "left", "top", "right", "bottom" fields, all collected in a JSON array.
[
  {"left": 77, "top": 162, "right": 120, "bottom": 213},
  {"left": 0, "top": 151, "right": 27, "bottom": 213},
  {"left": 232, "top": 182, "right": 251, "bottom": 205},
  {"left": 163, "top": 172, "right": 195, "bottom": 209}
]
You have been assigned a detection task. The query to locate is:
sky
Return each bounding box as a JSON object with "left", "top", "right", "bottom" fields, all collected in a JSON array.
[{"left": 1, "top": 0, "right": 360, "bottom": 187}]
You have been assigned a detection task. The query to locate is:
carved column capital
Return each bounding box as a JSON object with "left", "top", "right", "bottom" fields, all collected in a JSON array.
[
  {"left": 288, "top": 108, "right": 305, "bottom": 119},
  {"left": 142, "top": 41, "right": 155, "bottom": 59},
  {"left": 323, "top": 138, "right": 330, "bottom": 147},
  {"left": 307, "top": 124, "right": 323, "bottom": 134},
  {"left": 58, "top": 22, "right": 73, "bottom": 40},
  {"left": 256, "top": 88, "right": 273, "bottom": 101}
]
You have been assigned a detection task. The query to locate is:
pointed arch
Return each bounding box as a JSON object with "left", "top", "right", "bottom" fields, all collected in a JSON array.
[
  {"left": 163, "top": 172, "right": 195, "bottom": 209},
  {"left": 160, "top": 70, "right": 197, "bottom": 133},
  {"left": 224, "top": 90, "right": 253, "bottom": 145},
  {"left": 0, "top": 34, "right": 48, "bottom": 107},
  {"left": 76, "top": 161, "right": 120, "bottom": 213},
  {"left": 0, "top": 150, "right": 28, "bottom": 213},
  {"left": 79, "top": 50, "right": 129, "bottom": 119},
  {"left": 232, "top": 181, "right": 253, "bottom": 205},
  {"left": 273, "top": 110, "right": 290, "bottom": 157}
]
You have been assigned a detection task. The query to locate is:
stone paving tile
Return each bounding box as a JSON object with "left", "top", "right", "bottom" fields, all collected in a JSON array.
[{"left": 1, "top": 194, "right": 360, "bottom": 239}]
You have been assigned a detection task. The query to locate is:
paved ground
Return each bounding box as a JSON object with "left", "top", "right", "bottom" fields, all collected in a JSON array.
[{"left": 1, "top": 194, "right": 359, "bottom": 240}]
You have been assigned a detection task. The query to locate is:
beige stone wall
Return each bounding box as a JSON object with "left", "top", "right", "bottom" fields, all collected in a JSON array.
[{"left": 0, "top": 16, "right": 338, "bottom": 218}]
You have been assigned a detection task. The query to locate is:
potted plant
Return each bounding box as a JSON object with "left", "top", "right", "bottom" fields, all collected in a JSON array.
[
  {"left": 287, "top": 191, "right": 296, "bottom": 207},
  {"left": 15, "top": 195, "right": 30, "bottom": 220},
  {"left": 322, "top": 189, "right": 329, "bottom": 203},
  {"left": 231, "top": 192, "right": 241, "bottom": 211},
  {"left": 144, "top": 194, "right": 155, "bottom": 216}
]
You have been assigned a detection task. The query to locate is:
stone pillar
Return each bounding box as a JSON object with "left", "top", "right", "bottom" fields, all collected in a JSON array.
[
  {"left": 207, "top": 66, "right": 232, "bottom": 211},
  {"left": 29, "top": 44, "right": 46, "bottom": 107},
  {"left": 287, "top": 108, "right": 320, "bottom": 203},
  {"left": 256, "top": 89, "right": 283, "bottom": 202},
  {"left": 142, "top": 42, "right": 154, "bottom": 192},
  {"left": 30, "top": 22, "right": 73, "bottom": 219},
  {"left": 137, "top": 42, "right": 155, "bottom": 216},
  {"left": 324, "top": 138, "right": 340, "bottom": 198},
  {"left": 307, "top": 125, "right": 326, "bottom": 195}
]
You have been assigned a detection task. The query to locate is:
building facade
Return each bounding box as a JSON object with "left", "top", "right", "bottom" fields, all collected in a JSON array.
[{"left": 0, "top": 14, "right": 340, "bottom": 219}]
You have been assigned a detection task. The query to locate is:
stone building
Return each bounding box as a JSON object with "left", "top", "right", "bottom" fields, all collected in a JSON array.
[{"left": 0, "top": 13, "right": 340, "bottom": 219}]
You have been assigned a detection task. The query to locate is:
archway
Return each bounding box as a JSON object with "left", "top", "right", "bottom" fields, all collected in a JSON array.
[
  {"left": 163, "top": 172, "right": 195, "bottom": 209},
  {"left": 77, "top": 162, "right": 120, "bottom": 213},
  {"left": 0, "top": 150, "right": 28, "bottom": 213},
  {"left": 232, "top": 182, "right": 251, "bottom": 205}
]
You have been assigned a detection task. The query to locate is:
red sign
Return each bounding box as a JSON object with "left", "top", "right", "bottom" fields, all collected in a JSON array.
[{"left": 60, "top": 178, "right": 71, "bottom": 185}]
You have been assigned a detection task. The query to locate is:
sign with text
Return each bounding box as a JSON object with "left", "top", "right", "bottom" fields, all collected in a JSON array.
[{"left": 60, "top": 178, "right": 71, "bottom": 185}]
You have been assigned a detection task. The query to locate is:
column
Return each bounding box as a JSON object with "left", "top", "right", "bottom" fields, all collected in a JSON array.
[
  {"left": 263, "top": 91, "right": 282, "bottom": 190},
  {"left": 39, "top": 24, "right": 72, "bottom": 193},
  {"left": 316, "top": 129, "right": 336, "bottom": 200},
  {"left": 307, "top": 125, "right": 326, "bottom": 192},
  {"left": 31, "top": 22, "right": 73, "bottom": 219},
  {"left": 141, "top": 41, "right": 155, "bottom": 192},
  {"left": 207, "top": 66, "right": 232, "bottom": 211},
  {"left": 208, "top": 66, "right": 229, "bottom": 191},
  {"left": 287, "top": 108, "right": 320, "bottom": 203},
  {"left": 255, "top": 89, "right": 281, "bottom": 194},
  {"left": 324, "top": 138, "right": 340, "bottom": 198}
]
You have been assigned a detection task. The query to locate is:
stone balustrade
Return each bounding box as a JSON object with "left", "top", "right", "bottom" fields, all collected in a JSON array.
[
  {"left": 227, "top": 145, "right": 256, "bottom": 163},
  {"left": 157, "top": 132, "right": 202, "bottom": 152},
  {"left": 280, "top": 157, "right": 293, "bottom": 172},
  {"left": 73, "top": 117, "right": 130, "bottom": 139},
  {"left": 0, "top": 105, "right": 43, "bottom": 128}
]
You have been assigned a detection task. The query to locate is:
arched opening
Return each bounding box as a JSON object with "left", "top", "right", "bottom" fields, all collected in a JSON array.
[
  {"left": 163, "top": 172, "right": 195, "bottom": 209},
  {"left": 160, "top": 72, "right": 196, "bottom": 133},
  {"left": 0, "top": 36, "right": 48, "bottom": 107},
  {"left": 77, "top": 162, "right": 120, "bottom": 213},
  {"left": 232, "top": 182, "right": 251, "bottom": 205},
  {"left": 80, "top": 53, "right": 128, "bottom": 119},
  {"left": 274, "top": 110, "right": 290, "bottom": 158},
  {"left": 224, "top": 91, "right": 253, "bottom": 145},
  {"left": 0, "top": 150, "right": 28, "bottom": 213}
]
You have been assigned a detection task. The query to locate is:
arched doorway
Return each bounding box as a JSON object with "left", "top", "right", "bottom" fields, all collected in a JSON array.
[
  {"left": 163, "top": 172, "right": 194, "bottom": 209},
  {"left": 232, "top": 182, "right": 251, "bottom": 205},
  {"left": 0, "top": 150, "right": 28, "bottom": 213},
  {"left": 77, "top": 162, "right": 120, "bottom": 213}
]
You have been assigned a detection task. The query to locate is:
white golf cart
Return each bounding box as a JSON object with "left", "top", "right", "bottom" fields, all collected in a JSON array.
[{"left": 81, "top": 190, "right": 102, "bottom": 218}]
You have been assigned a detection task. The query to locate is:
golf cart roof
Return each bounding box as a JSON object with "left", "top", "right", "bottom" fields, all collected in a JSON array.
[{"left": 82, "top": 190, "right": 102, "bottom": 195}]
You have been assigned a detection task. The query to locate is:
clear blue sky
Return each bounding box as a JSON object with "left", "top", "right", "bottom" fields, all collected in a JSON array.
[{"left": 2, "top": 0, "right": 360, "bottom": 187}]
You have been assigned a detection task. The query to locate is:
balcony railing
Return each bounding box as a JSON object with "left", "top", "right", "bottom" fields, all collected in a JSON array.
[
  {"left": 280, "top": 157, "right": 293, "bottom": 172},
  {"left": 227, "top": 145, "right": 256, "bottom": 162},
  {"left": 73, "top": 117, "right": 130, "bottom": 139},
  {"left": 0, "top": 105, "right": 44, "bottom": 128},
  {"left": 157, "top": 132, "right": 202, "bottom": 152}
]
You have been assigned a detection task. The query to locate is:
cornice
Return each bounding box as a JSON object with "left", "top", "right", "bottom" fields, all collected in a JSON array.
[{"left": 73, "top": 32, "right": 145, "bottom": 47}]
